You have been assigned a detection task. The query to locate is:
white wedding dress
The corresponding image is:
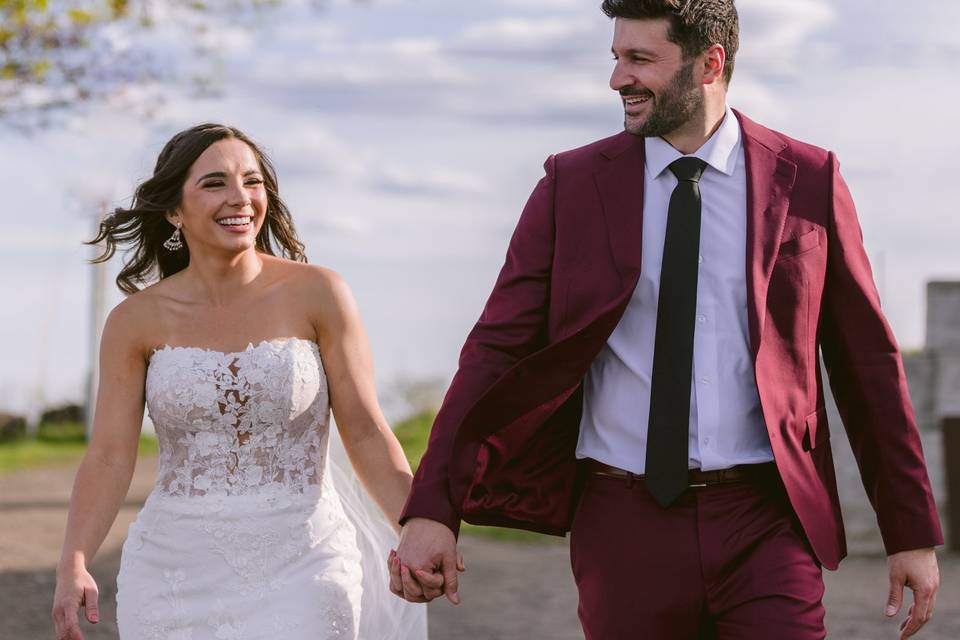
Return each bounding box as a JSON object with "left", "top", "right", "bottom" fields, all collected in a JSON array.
[{"left": 116, "top": 337, "right": 426, "bottom": 639}]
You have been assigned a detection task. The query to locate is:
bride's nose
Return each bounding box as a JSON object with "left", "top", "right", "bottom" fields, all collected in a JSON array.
[{"left": 225, "top": 182, "right": 252, "bottom": 209}]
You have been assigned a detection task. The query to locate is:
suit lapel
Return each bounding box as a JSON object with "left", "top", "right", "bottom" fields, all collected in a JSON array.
[
  {"left": 589, "top": 117, "right": 798, "bottom": 357},
  {"left": 737, "top": 111, "right": 798, "bottom": 357},
  {"left": 593, "top": 133, "right": 646, "bottom": 287}
]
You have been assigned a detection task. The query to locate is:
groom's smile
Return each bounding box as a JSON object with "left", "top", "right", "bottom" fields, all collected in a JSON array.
[{"left": 621, "top": 90, "right": 653, "bottom": 116}]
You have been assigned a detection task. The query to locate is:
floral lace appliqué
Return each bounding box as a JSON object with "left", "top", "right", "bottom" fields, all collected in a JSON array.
[{"left": 145, "top": 338, "right": 328, "bottom": 499}]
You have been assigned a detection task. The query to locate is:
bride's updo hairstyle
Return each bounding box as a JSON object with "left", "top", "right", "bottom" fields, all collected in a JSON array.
[{"left": 87, "top": 123, "right": 307, "bottom": 294}]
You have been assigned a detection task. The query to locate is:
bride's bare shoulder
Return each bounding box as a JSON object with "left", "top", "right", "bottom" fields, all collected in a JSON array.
[
  {"left": 103, "top": 276, "right": 183, "bottom": 359},
  {"left": 271, "top": 259, "right": 350, "bottom": 298},
  {"left": 270, "top": 259, "right": 357, "bottom": 328},
  {"left": 120, "top": 275, "right": 183, "bottom": 316}
]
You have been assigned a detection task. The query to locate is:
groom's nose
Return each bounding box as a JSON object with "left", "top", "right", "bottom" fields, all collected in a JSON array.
[{"left": 609, "top": 61, "right": 633, "bottom": 92}]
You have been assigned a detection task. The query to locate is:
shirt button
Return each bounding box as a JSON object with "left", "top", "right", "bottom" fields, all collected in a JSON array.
[
  {"left": 700, "top": 376, "right": 709, "bottom": 384},
  {"left": 698, "top": 255, "right": 704, "bottom": 264},
  {"left": 703, "top": 437, "right": 711, "bottom": 446},
  {"left": 697, "top": 315, "right": 706, "bottom": 324}
]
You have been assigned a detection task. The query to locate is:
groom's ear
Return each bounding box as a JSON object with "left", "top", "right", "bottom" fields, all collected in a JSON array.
[{"left": 700, "top": 44, "right": 726, "bottom": 86}]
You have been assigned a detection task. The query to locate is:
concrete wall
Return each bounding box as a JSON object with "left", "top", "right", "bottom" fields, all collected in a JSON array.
[
  {"left": 926, "top": 282, "right": 960, "bottom": 352},
  {"left": 904, "top": 353, "right": 936, "bottom": 431}
]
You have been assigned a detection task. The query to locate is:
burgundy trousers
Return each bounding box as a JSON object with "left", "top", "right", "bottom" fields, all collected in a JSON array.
[{"left": 569, "top": 464, "right": 826, "bottom": 640}]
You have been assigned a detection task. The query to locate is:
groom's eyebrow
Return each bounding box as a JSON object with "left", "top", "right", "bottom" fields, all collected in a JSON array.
[
  {"left": 195, "top": 169, "right": 262, "bottom": 184},
  {"left": 613, "top": 46, "right": 658, "bottom": 57}
]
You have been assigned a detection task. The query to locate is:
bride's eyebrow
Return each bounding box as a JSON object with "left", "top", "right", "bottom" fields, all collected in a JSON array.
[{"left": 195, "top": 169, "right": 263, "bottom": 185}]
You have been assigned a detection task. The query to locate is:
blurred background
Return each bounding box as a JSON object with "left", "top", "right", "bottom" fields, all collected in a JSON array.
[{"left": 1, "top": 1, "right": 958, "bottom": 638}]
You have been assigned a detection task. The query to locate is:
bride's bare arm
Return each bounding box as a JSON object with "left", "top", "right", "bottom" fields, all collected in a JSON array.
[
  {"left": 310, "top": 268, "right": 413, "bottom": 533},
  {"left": 53, "top": 300, "right": 147, "bottom": 639}
]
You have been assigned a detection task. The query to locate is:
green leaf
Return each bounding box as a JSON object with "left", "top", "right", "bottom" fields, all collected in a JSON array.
[
  {"left": 30, "top": 57, "right": 50, "bottom": 78},
  {"left": 1, "top": 62, "right": 18, "bottom": 80},
  {"left": 67, "top": 8, "right": 94, "bottom": 26},
  {"left": 109, "top": 0, "right": 128, "bottom": 19}
]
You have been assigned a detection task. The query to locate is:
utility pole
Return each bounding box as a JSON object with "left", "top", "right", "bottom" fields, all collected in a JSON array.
[
  {"left": 876, "top": 250, "right": 886, "bottom": 304},
  {"left": 85, "top": 202, "right": 108, "bottom": 441}
]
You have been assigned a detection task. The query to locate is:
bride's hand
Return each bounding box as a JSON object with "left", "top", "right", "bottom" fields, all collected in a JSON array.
[{"left": 52, "top": 563, "right": 100, "bottom": 639}]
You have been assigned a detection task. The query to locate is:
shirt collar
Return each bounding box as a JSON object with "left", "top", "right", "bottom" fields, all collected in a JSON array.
[{"left": 644, "top": 105, "right": 741, "bottom": 179}]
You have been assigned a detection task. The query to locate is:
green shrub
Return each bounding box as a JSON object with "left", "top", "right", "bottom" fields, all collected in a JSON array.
[
  {"left": 37, "top": 421, "right": 86, "bottom": 443},
  {"left": 0, "top": 413, "right": 27, "bottom": 443},
  {"left": 393, "top": 411, "right": 434, "bottom": 471},
  {"left": 40, "top": 403, "right": 85, "bottom": 424}
]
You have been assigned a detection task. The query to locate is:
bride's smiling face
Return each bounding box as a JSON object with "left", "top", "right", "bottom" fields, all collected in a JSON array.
[{"left": 168, "top": 137, "right": 269, "bottom": 256}]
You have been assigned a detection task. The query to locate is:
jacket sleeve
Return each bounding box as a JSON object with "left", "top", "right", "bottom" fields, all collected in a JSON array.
[
  {"left": 399, "top": 155, "right": 559, "bottom": 536},
  {"left": 820, "top": 152, "right": 943, "bottom": 554}
]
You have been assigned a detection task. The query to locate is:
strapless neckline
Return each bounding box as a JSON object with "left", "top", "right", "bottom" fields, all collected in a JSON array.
[{"left": 150, "top": 336, "right": 319, "bottom": 361}]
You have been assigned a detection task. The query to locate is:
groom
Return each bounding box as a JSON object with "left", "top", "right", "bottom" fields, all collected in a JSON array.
[{"left": 390, "top": 1, "right": 942, "bottom": 637}]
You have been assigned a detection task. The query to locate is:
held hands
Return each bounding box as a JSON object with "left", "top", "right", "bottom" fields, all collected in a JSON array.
[
  {"left": 52, "top": 563, "right": 100, "bottom": 640},
  {"left": 388, "top": 517, "right": 465, "bottom": 605},
  {"left": 885, "top": 547, "right": 940, "bottom": 639}
]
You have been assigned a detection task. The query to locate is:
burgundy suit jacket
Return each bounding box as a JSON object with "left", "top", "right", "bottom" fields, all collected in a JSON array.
[{"left": 401, "top": 111, "right": 942, "bottom": 570}]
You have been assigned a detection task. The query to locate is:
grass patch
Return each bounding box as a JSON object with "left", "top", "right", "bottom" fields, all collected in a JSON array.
[
  {"left": 0, "top": 437, "right": 89, "bottom": 473},
  {"left": 394, "top": 411, "right": 562, "bottom": 545},
  {"left": 0, "top": 422, "right": 158, "bottom": 474}
]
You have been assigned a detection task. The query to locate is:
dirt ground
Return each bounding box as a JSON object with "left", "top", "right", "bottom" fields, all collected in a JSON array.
[{"left": 2, "top": 458, "right": 958, "bottom": 640}]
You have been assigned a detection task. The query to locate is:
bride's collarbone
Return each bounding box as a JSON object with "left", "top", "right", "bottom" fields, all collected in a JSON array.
[{"left": 131, "top": 274, "right": 321, "bottom": 360}]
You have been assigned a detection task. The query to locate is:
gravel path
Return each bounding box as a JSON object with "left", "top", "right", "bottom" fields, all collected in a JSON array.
[{"left": 2, "top": 459, "right": 957, "bottom": 639}]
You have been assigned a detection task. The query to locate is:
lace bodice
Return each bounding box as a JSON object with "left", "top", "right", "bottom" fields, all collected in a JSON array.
[{"left": 145, "top": 337, "right": 329, "bottom": 498}]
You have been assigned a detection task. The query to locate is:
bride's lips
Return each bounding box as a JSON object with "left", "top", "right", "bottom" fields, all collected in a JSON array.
[
  {"left": 215, "top": 215, "right": 254, "bottom": 233},
  {"left": 220, "top": 225, "right": 251, "bottom": 234}
]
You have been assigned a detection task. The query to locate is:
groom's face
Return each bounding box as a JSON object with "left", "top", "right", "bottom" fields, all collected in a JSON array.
[{"left": 609, "top": 17, "right": 704, "bottom": 138}]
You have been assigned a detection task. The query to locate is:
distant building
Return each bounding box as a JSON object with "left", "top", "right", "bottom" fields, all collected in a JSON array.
[{"left": 907, "top": 281, "right": 960, "bottom": 429}]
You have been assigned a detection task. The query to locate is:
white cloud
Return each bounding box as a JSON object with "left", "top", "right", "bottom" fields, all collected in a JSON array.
[
  {"left": 452, "top": 16, "right": 604, "bottom": 58},
  {"left": 373, "top": 164, "right": 487, "bottom": 196},
  {"left": 736, "top": 0, "right": 836, "bottom": 74},
  {"left": 495, "top": 0, "right": 581, "bottom": 8}
]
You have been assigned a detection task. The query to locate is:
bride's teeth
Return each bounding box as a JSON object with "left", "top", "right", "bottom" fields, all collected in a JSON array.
[{"left": 218, "top": 217, "right": 251, "bottom": 226}]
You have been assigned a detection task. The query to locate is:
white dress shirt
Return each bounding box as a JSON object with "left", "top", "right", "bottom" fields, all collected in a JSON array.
[{"left": 575, "top": 107, "right": 774, "bottom": 474}]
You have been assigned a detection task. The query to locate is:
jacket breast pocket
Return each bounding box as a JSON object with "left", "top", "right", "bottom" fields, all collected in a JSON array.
[
  {"left": 777, "top": 228, "right": 821, "bottom": 260},
  {"left": 801, "top": 406, "right": 829, "bottom": 451}
]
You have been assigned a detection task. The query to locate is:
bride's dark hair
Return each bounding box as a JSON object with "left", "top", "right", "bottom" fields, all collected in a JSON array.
[{"left": 87, "top": 123, "right": 307, "bottom": 294}]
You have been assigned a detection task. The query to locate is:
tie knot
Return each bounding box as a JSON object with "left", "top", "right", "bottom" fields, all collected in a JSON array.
[{"left": 669, "top": 157, "right": 707, "bottom": 183}]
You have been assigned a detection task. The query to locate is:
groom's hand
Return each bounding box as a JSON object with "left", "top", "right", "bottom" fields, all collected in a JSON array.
[
  {"left": 390, "top": 517, "right": 464, "bottom": 605},
  {"left": 885, "top": 547, "right": 939, "bottom": 639}
]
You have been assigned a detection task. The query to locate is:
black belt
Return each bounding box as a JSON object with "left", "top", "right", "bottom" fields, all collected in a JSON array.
[{"left": 583, "top": 459, "right": 776, "bottom": 488}]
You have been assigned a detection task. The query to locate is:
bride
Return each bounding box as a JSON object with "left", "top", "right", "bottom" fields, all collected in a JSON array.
[{"left": 52, "top": 123, "right": 431, "bottom": 639}]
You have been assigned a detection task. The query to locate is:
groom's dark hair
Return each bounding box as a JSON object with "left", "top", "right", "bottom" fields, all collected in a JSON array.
[{"left": 601, "top": 0, "right": 739, "bottom": 84}]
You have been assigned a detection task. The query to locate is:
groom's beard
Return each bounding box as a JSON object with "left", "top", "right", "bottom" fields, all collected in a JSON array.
[{"left": 622, "top": 59, "right": 703, "bottom": 138}]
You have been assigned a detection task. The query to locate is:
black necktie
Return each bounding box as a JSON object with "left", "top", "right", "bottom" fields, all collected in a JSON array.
[{"left": 644, "top": 157, "right": 708, "bottom": 507}]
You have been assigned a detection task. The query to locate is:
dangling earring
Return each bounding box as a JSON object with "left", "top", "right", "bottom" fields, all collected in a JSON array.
[{"left": 163, "top": 222, "right": 184, "bottom": 251}]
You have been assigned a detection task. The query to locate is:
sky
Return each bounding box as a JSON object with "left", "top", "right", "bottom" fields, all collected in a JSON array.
[{"left": 1, "top": 0, "right": 958, "bottom": 420}]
